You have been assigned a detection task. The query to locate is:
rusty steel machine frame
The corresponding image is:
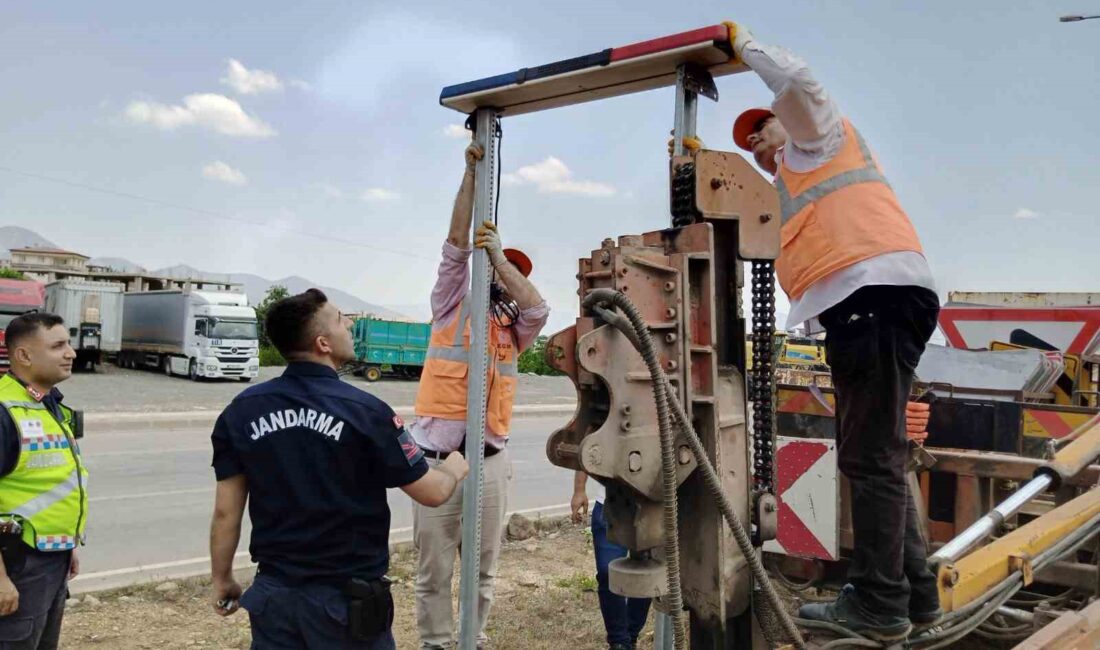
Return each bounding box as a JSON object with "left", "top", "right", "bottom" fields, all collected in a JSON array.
[{"left": 545, "top": 146, "right": 781, "bottom": 648}]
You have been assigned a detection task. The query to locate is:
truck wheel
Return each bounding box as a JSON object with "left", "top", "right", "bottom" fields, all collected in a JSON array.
[
  {"left": 188, "top": 359, "right": 200, "bottom": 382},
  {"left": 240, "top": 376, "right": 253, "bottom": 383},
  {"left": 364, "top": 366, "right": 382, "bottom": 382}
]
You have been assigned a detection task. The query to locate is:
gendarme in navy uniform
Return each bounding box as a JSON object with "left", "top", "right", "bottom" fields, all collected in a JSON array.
[
  {"left": 212, "top": 362, "right": 427, "bottom": 582},
  {"left": 209, "top": 289, "right": 468, "bottom": 650}
]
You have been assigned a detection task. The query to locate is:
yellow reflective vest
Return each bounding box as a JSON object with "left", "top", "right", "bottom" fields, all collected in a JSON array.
[{"left": 0, "top": 374, "right": 88, "bottom": 551}]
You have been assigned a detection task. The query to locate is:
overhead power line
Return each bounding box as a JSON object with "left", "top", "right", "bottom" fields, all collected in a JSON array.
[{"left": 0, "top": 164, "right": 436, "bottom": 262}]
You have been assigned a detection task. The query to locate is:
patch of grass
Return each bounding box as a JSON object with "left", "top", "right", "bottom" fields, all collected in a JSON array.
[{"left": 554, "top": 571, "right": 597, "bottom": 592}]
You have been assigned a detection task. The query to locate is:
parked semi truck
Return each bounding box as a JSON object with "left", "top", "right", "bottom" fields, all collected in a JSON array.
[
  {"left": 119, "top": 290, "right": 259, "bottom": 381},
  {"left": 45, "top": 279, "right": 125, "bottom": 371},
  {"left": 351, "top": 317, "right": 430, "bottom": 381},
  {"left": 0, "top": 278, "right": 46, "bottom": 374}
]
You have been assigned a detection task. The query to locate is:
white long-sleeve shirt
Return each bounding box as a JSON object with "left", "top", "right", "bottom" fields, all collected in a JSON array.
[{"left": 740, "top": 40, "right": 937, "bottom": 331}]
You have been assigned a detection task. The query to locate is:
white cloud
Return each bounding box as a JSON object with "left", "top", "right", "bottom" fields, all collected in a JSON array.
[
  {"left": 124, "top": 93, "right": 276, "bottom": 138},
  {"left": 312, "top": 183, "right": 344, "bottom": 199},
  {"left": 362, "top": 187, "right": 400, "bottom": 202},
  {"left": 221, "top": 59, "right": 284, "bottom": 95},
  {"left": 443, "top": 124, "right": 470, "bottom": 139},
  {"left": 1013, "top": 207, "right": 1041, "bottom": 219},
  {"left": 502, "top": 157, "right": 616, "bottom": 197},
  {"left": 201, "top": 161, "right": 248, "bottom": 185}
]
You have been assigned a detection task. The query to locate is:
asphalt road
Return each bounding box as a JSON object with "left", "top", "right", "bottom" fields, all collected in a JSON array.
[
  {"left": 68, "top": 414, "right": 576, "bottom": 593},
  {"left": 61, "top": 365, "right": 577, "bottom": 413}
]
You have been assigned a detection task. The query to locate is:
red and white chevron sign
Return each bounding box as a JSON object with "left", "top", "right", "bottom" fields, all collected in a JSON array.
[
  {"left": 763, "top": 437, "right": 839, "bottom": 561},
  {"left": 939, "top": 305, "right": 1100, "bottom": 357}
]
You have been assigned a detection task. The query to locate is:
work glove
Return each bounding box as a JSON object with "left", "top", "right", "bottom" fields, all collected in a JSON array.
[
  {"left": 475, "top": 221, "right": 508, "bottom": 268},
  {"left": 667, "top": 131, "right": 705, "bottom": 156},
  {"left": 441, "top": 451, "right": 470, "bottom": 482},
  {"left": 465, "top": 143, "right": 484, "bottom": 171},
  {"left": 723, "top": 21, "right": 754, "bottom": 65}
]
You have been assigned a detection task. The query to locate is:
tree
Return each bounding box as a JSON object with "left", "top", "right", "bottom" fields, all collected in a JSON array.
[
  {"left": 254, "top": 285, "right": 289, "bottom": 349},
  {"left": 517, "top": 335, "right": 562, "bottom": 376},
  {"left": 0, "top": 268, "right": 26, "bottom": 280}
]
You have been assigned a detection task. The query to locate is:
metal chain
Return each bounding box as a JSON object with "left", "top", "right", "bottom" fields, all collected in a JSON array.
[
  {"left": 750, "top": 260, "right": 777, "bottom": 496},
  {"left": 670, "top": 162, "right": 700, "bottom": 226},
  {"left": 671, "top": 159, "right": 777, "bottom": 496}
]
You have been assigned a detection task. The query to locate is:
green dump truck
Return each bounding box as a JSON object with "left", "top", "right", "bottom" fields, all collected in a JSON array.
[{"left": 351, "top": 317, "right": 431, "bottom": 381}]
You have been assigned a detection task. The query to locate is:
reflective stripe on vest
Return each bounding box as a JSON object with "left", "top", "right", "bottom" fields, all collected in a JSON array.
[
  {"left": 11, "top": 469, "right": 81, "bottom": 519},
  {"left": 776, "top": 126, "right": 890, "bottom": 225},
  {"left": 426, "top": 342, "right": 517, "bottom": 375},
  {"left": 0, "top": 374, "right": 88, "bottom": 551}
]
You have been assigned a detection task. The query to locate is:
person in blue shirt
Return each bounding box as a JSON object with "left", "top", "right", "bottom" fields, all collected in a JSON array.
[{"left": 208, "top": 289, "right": 468, "bottom": 649}]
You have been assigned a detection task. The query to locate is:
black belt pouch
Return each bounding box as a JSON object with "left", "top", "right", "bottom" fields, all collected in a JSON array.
[{"left": 344, "top": 577, "right": 394, "bottom": 640}]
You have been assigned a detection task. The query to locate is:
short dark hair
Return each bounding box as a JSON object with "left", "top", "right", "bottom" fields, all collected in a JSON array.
[
  {"left": 5, "top": 312, "right": 65, "bottom": 350},
  {"left": 264, "top": 289, "right": 328, "bottom": 357}
]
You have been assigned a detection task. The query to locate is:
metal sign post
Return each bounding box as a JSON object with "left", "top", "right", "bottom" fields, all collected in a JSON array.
[
  {"left": 671, "top": 64, "right": 699, "bottom": 158},
  {"left": 457, "top": 106, "right": 497, "bottom": 650}
]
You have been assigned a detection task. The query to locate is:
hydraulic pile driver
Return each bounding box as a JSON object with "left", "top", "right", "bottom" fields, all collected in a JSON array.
[{"left": 438, "top": 22, "right": 1100, "bottom": 650}]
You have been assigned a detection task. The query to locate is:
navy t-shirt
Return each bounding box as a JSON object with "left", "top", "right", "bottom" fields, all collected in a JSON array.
[{"left": 211, "top": 362, "right": 427, "bottom": 583}]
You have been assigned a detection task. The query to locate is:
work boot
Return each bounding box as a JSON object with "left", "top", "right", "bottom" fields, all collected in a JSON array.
[
  {"left": 797, "top": 585, "right": 912, "bottom": 642},
  {"left": 909, "top": 605, "right": 943, "bottom": 635},
  {"left": 910, "top": 607, "right": 942, "bottom": 626}
]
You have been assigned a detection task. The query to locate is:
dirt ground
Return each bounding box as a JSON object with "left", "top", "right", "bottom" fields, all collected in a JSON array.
[
  {"left": 60, "top": 519, "right": 1001, "bottom": 649},
  {"left": 60, "top": 519, "right": 638, "bottom": 650}
]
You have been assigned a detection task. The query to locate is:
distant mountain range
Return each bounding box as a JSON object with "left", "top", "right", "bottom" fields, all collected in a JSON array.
[
  {"left": 0, "top": 226, "right": 58, "bottom": 257},
  {"left": 1, "top": 226, "right": 410, "bottom": 320}
]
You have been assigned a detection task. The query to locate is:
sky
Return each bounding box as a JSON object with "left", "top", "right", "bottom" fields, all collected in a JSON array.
[{"left": 1, "top": 1, "right": 1098, "bottom": 333}]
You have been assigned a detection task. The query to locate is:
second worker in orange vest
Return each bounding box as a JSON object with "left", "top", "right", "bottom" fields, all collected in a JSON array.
[
  {"left": 727, "top": 24, "right": 942, "bottom": 642},
  {"left": 410, "top": 142, "right": 550, "bottom": 649}
]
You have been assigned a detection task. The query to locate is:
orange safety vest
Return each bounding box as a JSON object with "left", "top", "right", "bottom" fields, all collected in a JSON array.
[
  {"left": 775, "top": 119, "right": 924, "bottom": 300},
  {"left": 414, "top": 299, "right": 519, "bottom": 436}
]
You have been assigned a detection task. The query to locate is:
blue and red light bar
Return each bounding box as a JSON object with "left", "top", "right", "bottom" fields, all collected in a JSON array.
[{"left": 440, "top": 24, "right": 747, "bottom": 116}]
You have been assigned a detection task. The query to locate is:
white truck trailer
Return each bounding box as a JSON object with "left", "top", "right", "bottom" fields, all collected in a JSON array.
[
  {"left": 119, "top": 290, "right": 259, "bottom": 381},
  {"left": 45, "top": 279, "right": 125, "bottom": 371}
]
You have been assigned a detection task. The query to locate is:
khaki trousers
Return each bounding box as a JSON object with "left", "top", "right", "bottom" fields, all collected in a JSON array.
[{"left": 413, "top": 449, "right": 511, "bottom": 649}]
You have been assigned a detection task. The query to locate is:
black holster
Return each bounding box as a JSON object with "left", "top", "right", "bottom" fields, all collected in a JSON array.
[
  {"left": 0, "top": 532, "right": 27, "bottom": 576},
  {"left": 343, "top": 577, "right": 393, "bottom": 640}
]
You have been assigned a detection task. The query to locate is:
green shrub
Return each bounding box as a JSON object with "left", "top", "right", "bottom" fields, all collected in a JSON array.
[
  {"left": 258, "top": 345, "right": 286, "bottom": 367},
  {"left": 517, "top": 336, "right": 563, "bottom": 376}
]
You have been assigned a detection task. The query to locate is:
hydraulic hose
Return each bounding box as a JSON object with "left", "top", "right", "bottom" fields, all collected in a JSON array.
[
  {"left": 586, "top": 292, "right": 806, "bottom": 648},
  {"left": 584, "top": 291, "right": 686, "bottom": 648}
]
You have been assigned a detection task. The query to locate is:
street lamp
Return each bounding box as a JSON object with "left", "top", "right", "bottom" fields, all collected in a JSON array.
[{"left": 1060, "top": 14, "right": 1100, "bottom": 22}]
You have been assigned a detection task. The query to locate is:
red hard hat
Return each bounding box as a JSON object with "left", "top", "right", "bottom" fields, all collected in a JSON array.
[
  {"left": 732, "top": 107, "right": 774, "bottom": 152},
  {"left": 503, "top": 248, "right": 532, "bottom": 277}
]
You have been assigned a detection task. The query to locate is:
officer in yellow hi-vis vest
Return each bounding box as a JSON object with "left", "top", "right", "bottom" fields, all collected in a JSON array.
[{"left": 0, "top": 312, "right": 87, "bottom": 650}]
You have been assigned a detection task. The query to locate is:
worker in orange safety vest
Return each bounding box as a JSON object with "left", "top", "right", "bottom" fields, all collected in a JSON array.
[
  {"left": 409, "top": 142, "right": 550, "bottom": 649},
  {"left": 725, "top": 23, "right": 942, "bottom": 642}
]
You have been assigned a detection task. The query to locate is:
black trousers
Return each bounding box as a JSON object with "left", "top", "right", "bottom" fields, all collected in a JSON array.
[{"left": 820, "top": 285, "right": 940, "bottom": 618}]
